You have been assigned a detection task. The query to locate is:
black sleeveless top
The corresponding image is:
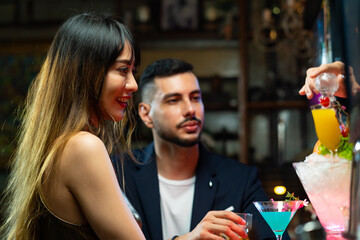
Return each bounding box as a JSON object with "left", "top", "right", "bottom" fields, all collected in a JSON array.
[
  {"left": 37, "top": 194, "right": 142, "bottom": 239},
  {"left": 37, "top": 202, "right": 99, "bottom": 240}
]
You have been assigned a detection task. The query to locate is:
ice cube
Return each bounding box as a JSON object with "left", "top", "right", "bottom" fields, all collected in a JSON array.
[{"left": 315, "top": 73, "right": 339, "bottom": 97}]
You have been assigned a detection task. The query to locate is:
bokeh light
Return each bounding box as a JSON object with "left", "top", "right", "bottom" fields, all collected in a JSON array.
[{"left": 274, "top": 186, "right": 287, "bottom": 195}]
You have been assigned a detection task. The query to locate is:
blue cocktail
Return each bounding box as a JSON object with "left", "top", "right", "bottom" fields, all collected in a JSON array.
[{"left": 253, "top": 201, "right": 302, "bottom": 240}]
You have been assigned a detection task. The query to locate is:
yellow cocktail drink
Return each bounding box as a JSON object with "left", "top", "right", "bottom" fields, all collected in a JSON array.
[{"left": 311, "top": 107, "right": 341, "bottom": 151}]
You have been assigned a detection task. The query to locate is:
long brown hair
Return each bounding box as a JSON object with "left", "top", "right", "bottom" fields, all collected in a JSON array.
[{"left": 1, "top": 12, "right": 140, "bottom": 240}]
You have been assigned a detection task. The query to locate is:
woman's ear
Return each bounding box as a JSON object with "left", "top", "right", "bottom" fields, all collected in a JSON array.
[{"left": 138, "top": 103, "right": 153, "bottom": 128}]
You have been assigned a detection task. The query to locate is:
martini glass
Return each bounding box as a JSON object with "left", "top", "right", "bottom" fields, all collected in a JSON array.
[{"left": 253, "top": 201, "right": 302, "bottom": 240}]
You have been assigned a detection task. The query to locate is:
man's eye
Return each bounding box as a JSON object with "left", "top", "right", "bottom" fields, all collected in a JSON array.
[
  {"left": 167, "top": 99, "right": 178, "bottom": 103},
  {"left": 192, "top": 95, "right": 202, "bottom": 101}
]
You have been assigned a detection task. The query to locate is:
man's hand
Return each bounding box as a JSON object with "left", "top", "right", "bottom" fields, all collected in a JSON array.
[{"left": 174, "top": 211, "right": 247, "bottom": 240}]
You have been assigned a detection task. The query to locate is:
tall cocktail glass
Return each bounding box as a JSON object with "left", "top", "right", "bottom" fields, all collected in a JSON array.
[
  {"left": 293, "top": 156, "right": 351, "bottom": 239},
  {"left": 311, "top": 103, "right": 341, "bottom": 152},
  {"left": 253, "top": 201, "right": 302, "bottom": 240},
  {"left": 296, "top": 71, "right": 352, "bottom": 239}
]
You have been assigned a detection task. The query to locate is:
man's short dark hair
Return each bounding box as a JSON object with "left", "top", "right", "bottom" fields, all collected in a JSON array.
[{"left": 138, "top": 58, "right": 194, "bottom": 102}]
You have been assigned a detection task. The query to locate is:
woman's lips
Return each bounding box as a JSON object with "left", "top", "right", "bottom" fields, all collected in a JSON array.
[
  {"left": 117, "top": 101, "right": 127, "bottom": 108},
  {"left": 116, "top": 97, "right": 129, "bottom": 108},
  {"left": 116, "top": 96, "right": 130, "bottom": 108}
]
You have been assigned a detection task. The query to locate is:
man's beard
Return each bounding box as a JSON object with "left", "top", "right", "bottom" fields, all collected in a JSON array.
[{"left": 154, "top": 117, "right": 202, "bottom": 147}]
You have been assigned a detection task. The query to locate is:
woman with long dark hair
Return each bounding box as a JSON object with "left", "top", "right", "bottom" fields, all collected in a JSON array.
[{"left": 2, "top": 12, "right": 145, "bottom": 240}]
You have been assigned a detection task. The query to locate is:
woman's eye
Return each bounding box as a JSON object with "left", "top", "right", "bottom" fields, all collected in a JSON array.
[{"left": 117, "top": 67, "right": 129, "bottom": 75}]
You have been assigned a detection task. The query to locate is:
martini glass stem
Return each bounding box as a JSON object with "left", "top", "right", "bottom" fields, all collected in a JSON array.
[{"left": 276, "top": 235, "right": 282, "bottom": 240}]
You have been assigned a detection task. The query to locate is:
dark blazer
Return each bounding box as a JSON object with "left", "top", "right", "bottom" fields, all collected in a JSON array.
[{"left": 112, "top": 143, "right": 285, "bottom": 240}]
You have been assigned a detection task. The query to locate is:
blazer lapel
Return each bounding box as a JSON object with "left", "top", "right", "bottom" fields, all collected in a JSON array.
[
  {"left": 132, "top": 145, "right": 163, "bottom": 240},
  {"left": 190, "top": 145, "right": 218, "bottom": 230}
]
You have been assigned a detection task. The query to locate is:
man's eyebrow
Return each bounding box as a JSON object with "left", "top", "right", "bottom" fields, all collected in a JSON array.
[
  {"left": 163, "top": 93, "right": 181, "bottom": 100},
  {"left": 191, "top": 90, "right": 202, "bottom": 95},
  {"left": 163, "top": 90, "right": 201, "bottom": 99}
]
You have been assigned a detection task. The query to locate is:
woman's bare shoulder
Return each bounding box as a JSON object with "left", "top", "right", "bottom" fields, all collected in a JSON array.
[
  {"left": 68, "top": 131, "right": 103, "bottom": 147},
  {"left": 62, "top": 131, "right": 108, "bottom": 166},
  {"left": 58, "top": 132, "right": 112, "bottom": 188}
]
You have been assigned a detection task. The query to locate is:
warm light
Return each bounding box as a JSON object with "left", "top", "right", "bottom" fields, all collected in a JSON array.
[
  {"left": 270, "top": 30, "right": 278, "bottom": 40},
  {"left": 274, "top": 186, "right": 287, "bottom": 195}
]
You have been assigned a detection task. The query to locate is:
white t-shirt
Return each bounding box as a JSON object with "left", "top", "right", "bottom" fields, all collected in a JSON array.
[{"left": 158, "top": 174, "right": 196, "bottom": 240}]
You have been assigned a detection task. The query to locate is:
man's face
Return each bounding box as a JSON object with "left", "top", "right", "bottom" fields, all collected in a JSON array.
[{"left": 148, "top": 72, "right": 204, "bottom": 147}]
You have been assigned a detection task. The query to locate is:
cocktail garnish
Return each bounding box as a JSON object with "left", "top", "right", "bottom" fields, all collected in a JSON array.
[
  {"left": 337, "top": 136, "right": 353, "bottom": 160},
  {"left": 320, "top": 96, "right": 330, "bottom": 107},
  {"left": 316, "top": 136, "right": 353, "bottom": 160},
  {"left": 285, "top": 192, "right": 299, "bottom": 201},
  {"left": 340, "top": 125, "right": 349, "bottom": 138},
  {"left": 284, "top": 192, "right": 308, "bottom": 209}
]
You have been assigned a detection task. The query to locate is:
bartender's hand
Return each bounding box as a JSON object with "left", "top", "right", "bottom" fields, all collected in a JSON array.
[
  {"left": 174, "top": 211, "right": 247, "bottom": 240},
  {"left": 299, "top": 61, "right": 348, "bottom": 99}
]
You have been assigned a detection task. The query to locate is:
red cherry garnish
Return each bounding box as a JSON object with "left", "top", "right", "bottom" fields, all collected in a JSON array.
[
  {"left": 341, "top": 127, "right": 349, "bottom": 137},
  {"left": 320, "top": 96, "right": 330, "bottom": 107}
]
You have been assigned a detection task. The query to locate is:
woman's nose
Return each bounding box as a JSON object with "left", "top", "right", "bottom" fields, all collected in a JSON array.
[{"left": 126, "top": 73, "right": 138, "bottom": 93}]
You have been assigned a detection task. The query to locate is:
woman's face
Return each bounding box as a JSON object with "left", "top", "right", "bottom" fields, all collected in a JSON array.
[{"left": 99, "top": 42, "right": 138, "bottom": 122}]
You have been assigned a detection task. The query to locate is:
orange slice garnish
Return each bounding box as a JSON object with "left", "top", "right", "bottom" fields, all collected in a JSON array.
[{"left": 313, "top": 140, "right": 322, "bottom": 154}]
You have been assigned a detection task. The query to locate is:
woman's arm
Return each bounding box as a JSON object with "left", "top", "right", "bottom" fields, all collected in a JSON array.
[{"left": 63, "top": 132, "right": 145, "bottom": 240}]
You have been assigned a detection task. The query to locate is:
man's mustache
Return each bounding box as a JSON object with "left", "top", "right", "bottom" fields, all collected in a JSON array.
[{"left": 176, "top": 117, "right": 202, "bottom": 128}]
